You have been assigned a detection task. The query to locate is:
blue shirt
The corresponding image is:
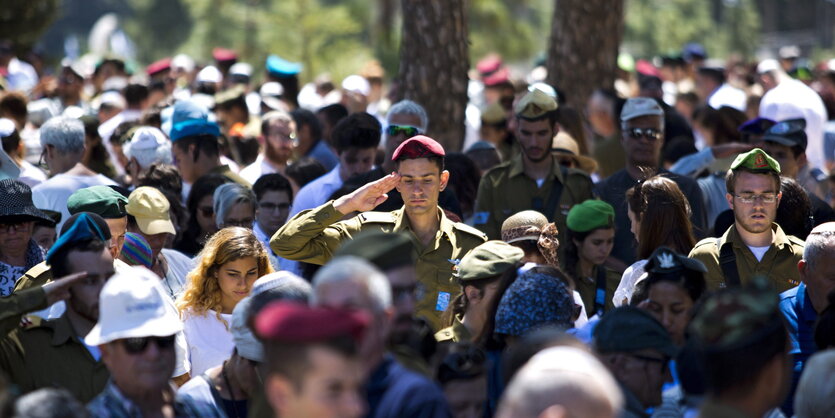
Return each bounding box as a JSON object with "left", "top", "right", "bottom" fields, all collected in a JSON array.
[
  {"left": 307, "top": 139, "right": 339, "bottom": 172},
  {"left": 779, "top": 282, "right": 819, "bottom": 416},
  {"left": 365, "top": 354, "right": 451, "bottom": 418}
]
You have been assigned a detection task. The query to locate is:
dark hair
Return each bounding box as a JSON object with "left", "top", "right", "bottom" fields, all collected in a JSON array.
[
  {"left": 0, "top": 91, "right": 27, "bottom": 126},
  {"left": 692, "top": 106, "right": 747, "bottom": 146},
  {"left": 331, "top": 112, "right": 381, "bottom": 153},
  {"left": 776, "top": 177, "right": 812, "bottom": 240},
  {"left": 137, "top": 163, "right": 183, "bottom": 197},
  {"left": 500, "top": 327, "right": 585, "bottom": 385},
  {"left": 627, "top": 175, "right": 696, "bottom": 259},
  {"left": 562, "top": 226, "right": 613, "bottom": 282},
  {"left": 13, "top": 387, "right": 88, "bottom": 418},
  {"left": 814, "top": 289, "right": 835, "bottom": 349},
  {"left": 643, "top": 270, "right": 707, "bottom": 304},
  {"left": 140, "top": 105, "right": 163, "bottom": 128},
  {"left": 285, "top": 157, "right": 327, "bottom": 189},
  {"left": 217, "top": 95, "right": 247, "bottom": 112},
  {"left": 111, "top": 121, "right": 138, "bottom": 145},
  {"left": 466, "top": 147, "right": 502, "bottom": 173},
  {"left": 124, "top": 83, "right": 149, "bottom": 108},
  {"left": 662, "top": 136, "right": 698, "bottom": 166},
  {"left": 1, "top": 127, "right": 20, "bottom": 155},
  {"left": 173, "top": 134, "right": 220, "bottom": 161},
  {"left": 291, "top": 108, "right": 323, "bottom": 143},
  {"left": 253, "top": 173, "right": 294, "bottom": 202},
  {"left": 444, "top": 153, "right": 480, "bottom": 219},
  {"left": 264, "top": 335, "right": 359, "bottom": 389},
  {"left": 442, "top": 263, "right": 520, "bottom": 345},
  {"left": 316, "top": 104, "right": 349, "bottom": 136},
  {"left": 177, "top": 174, "right": 230, "bottom": 256},
  {"left": 697, "top": 67, "right": 725, "bottom": 85},
  {"left": 725, "top": 167, "right": 781, "bottom": 194},
  {"left": 51, "top": 238, "right": 107, "bottom": 279},
  {"left": 435, "top": 343, "right": 487, "bottom": 385}
]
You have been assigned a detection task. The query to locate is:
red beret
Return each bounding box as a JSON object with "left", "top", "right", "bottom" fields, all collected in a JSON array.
[
  {"left": 146, "top": 58, "right": 171, "bottom": 76},
  {"left": 476, "top": 54, "right": 503, "bottom": 76},
  {"left": 391, "top": 135, "right": 445, "bottom": 162},
  {"left": 255, "top": 301, "right": 369, "bottom": 344},
  {"left": 212, "top": 47, "right": 237, "bottom": 62}
]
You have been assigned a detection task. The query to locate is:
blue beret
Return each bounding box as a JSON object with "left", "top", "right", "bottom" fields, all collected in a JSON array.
[{"left": 266, "top": 55, "right": 303, "bottom": 76}]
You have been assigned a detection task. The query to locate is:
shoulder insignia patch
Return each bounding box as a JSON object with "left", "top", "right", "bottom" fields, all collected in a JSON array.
[{"left": 359, "top": 211, "right": 396, "bottom": 224}]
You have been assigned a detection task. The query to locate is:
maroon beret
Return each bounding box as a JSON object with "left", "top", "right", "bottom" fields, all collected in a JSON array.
[
  {"left": 212, "top": 47, "right": 237, "bottom": 62},
  {"left": 146, "top": 58, "right": 171, "bottom": 76},
  {"left": 255, "top": 301, "right": 369, "bottom": 344},
  {"left": 391, "top": 135, "right": 445, "bottom": 162}
]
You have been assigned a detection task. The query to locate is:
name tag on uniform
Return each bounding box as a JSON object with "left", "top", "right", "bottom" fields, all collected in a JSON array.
[{"left": 436, "top": 292, "right": 451, "bottom": 311}]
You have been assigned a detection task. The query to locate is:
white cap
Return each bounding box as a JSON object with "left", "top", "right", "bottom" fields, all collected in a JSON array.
[
  {"left": 124, "top": 126, "right": 172, "bottom": 169},
  {"left": 341, "top": 74, "right": 370, "bottom": 96},
  {"left": 260, "top": 81, "right": 284, "bottom": 98},
  {"left": 171, "top": 54, "right": 195, "bottom": 72},
  {"left": 102, "top": 76, "right": 128, "bottom": 92},
  {"left": 528, "top": 82, "right": 558, "bottom": 99},
  {"left": 62, "top": 106, "right": 86, "bottom": 119},
  {"left": 230, "top": 271, "right": 312, "bottom": 362},
  {"left": 0, "top": 118, "right": 15, "bottom": 137},
  {"left": 85, "top": 266, "right": 183, "bottom": 346},
  {"left": 230, "top": 62, "right": 253, "bottom": 78},
  {"left": 96, "top": 91, "right": 127, "bottom": 110},
  {"left": 757, "top": 59, "right": 780, "bottom": 75},
  {"left": 620, "top": 97, "right": 663, "bottom": 122},
  {"left": 196, "top": 65, "right": 222, "bottom": 84},
  {"left": 128, "top": 126, "right": 167, "bottom": 150}
]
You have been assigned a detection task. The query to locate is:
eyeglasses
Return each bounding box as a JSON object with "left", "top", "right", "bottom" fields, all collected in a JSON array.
[
  {"left": 259, "top": 202, "right": 291, "bottom": 212},
  {"left": 121, "top": 335, "right": 176, "bottom": 354},
  {"left": 224, "top": 218, "right": 254, "bottom": 228},
  {"left": 630, "top": 354, "right": 669, "bottom": 372},
  {"left": 0, "top": 222, "right": 28, "bottom": 233},
  {"left": 734, "top": 193, "right": 778, "bottom": 204},
  {"left": 198, "top": 206, "right": 214, "bottom": 217},
  {"left": 625, "top": 127, "right": 663, "bottom": 141},
  {"left": 385, "top": 125, "right": 422, "bottom": 138}
]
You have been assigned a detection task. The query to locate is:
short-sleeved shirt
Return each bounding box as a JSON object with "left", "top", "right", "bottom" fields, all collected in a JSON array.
[
  {"left": 688, "top": 223, "right": 803, "bottom": 293},
  {"left": 596, "top": 169, "right": 708, "bottom": 266},
  {"left": 32, "top": 173, "right": 117, "bottom": 232},
  {"left": 472, "top": 153, "right": 595, "bottom": 247},
  {"left": 272, "top": 201, "right": 486, "bottom": 331},
  {"left": 181, "top": 308, "right": 234, "bottom": 377}
]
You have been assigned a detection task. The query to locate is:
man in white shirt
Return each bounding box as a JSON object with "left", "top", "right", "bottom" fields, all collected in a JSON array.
[
  {"left": 758, "top": 59, "right": 828, "bottom": 171},
  {"left": 32, "top": 117, "right": 116, "bottom": 232},
  {"left": 239, "top": 111, "right": 295, "bottom": 184},
  {"left": 695, "top": 66, "right": 747, "bottom": 112},
  {"left": 288, "top": 112, "right": 381, "bottom": 217}
]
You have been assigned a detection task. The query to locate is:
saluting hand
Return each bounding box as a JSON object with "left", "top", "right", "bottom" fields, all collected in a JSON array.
[
  {"left": 42, "top": 272, "right": 88, "bottom": 306},
  {"left": 334, "top": 172, "right": 401, "bottom": 214}
]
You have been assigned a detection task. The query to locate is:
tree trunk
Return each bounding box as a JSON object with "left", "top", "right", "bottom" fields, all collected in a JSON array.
[
  {"left": 396, "top": 0, "right": 469, "bottom": 152},
  {"left": 546, "top": 0, "right": 624, "bottom": 109}
]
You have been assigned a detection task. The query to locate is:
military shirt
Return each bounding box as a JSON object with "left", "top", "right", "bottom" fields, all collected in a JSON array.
[
  {"left": 689, "top": 223, "right": 804, "bottom": 293},
  {"left": 574, "top": 266, "right": 621, "bottom": 316},
  {"left": 210, "top": 164, "right": 252, "bottom": 188},
  {"left": 434, "top": 314, "right": 472, "bottom": 343},
  {"left": 472, "top": 153, "right": 595, "bottom": 248},
  {"left": 271, "top": 201, "right": 487, "bottom": 331},
  {"left": 0, "top": 314, "right": 109, "bottom": 402}
]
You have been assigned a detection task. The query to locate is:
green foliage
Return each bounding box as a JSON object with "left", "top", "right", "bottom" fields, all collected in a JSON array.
[
  {"left": 0, "top": 0, "right": 60, "bottom": 51},
  {"left": 124, "top": 0, "right": 192, "bottom": 64},
  {"left": 468, "top": 0, "right": 552, "bottom": 65},
  {"left": 624, "top": 0, "right": 761, "bottom": 59}
]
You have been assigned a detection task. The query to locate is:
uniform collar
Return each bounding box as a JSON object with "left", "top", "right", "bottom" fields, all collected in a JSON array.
[
  {"left": 452, "top": 314, "right": 472, "bottom": 341},
  {"left": 47, "top": 314, "right": 81, "bottom": 346},
  {"left": 724, "top": 223, "right": 791, "bottom": 250},
  {"left": 796, "top": 282, "right": 817, "bottom": 320},
  {"left": 698, "top": 398, "right": 755, "bottom": 418},
  {"left": 393, "top": 206, "right": 457, "bottom": 249},
  {"left": 507, "top": 153, "right": 565, "bottom": 183}
]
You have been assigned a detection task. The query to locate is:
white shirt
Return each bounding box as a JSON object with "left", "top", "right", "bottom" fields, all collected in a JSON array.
[
  {"left": 288, "top": 165, "right": 343, "bottom": 218},
  {"left": 747, "top": 245, "right": 770, "bottom": 262},
  {"left": 708, "top": 83, "right": 747, "bottom": 112},
  {"left": 17, "top": 160, "right": 47, "bottom": 188},
  {"left": 182, "top": 308, "right": 235, "bottom": 376},
  {"left": 99, "top": 109, "right": 143, "bottom": 176},
  {"left": 760, "top": 78, "right": 828, "bottom": 171},
  {"left": 614, "top": 259, "right": 649, "bottom": 307},
  {"left": 239, "top": 154, "right": 281, "bottom": 185},
  {"left": 32, "top": 173, "right": 117, "bottom": 232},
  {"left": 177, "top": 376, "right": 224, "bottom": 416}
]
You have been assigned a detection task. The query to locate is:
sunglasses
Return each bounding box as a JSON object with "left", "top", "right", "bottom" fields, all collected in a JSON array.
[
  {"left": 386, "top": 125, "right": 422, "bottom": 137},
  {"left": 121, "top": 335, "right": 176, "bottom": 354},
  {"left": 626, "top": 127, "right": 663, "bottom": 141}
]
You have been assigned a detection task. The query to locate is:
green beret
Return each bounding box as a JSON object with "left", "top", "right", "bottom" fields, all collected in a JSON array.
[
  {"left": 67, "top": 186, "right": 128, "bottom": 219},
  {"left": 566, "top": 200, "right": 615, "bottom": 233},
  {"left": 455, "top": 240, "right": 523, "bottom": 282},
  {"left": 334, "top": 231, "right": 415, "bottom": 271},
  {"left": 514, "top": 89, "right": 557, "bottom": 120},
  {"left": 730, "top": 148, "right": 780, "bottom": 174}
]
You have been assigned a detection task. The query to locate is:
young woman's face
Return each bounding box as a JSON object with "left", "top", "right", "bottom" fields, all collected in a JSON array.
[
  {"left": 627, "top": 205, "right": 641, "bottom": 243},
  {"left": 640, "top": 281, "right": 694, "bottom": 346},
  {"left": 216, "top": 256, "right": 259, "bottom": 313},
  {"left": 577, "top": 228, "right": 615, "bottom": 266}
]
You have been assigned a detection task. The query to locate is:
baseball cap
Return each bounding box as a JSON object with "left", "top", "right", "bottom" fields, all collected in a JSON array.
[
  {"left": 593, "top": 306, "right": 678, "bottom": 358},
  {"left": 341, "top": 75, "right": 370, "bottom": 96},
  {"left": 125, "top": 187, "right": 176, "bottom": 235},
  {"left": 761, "top": 118, "right": 807, "bottom": 149},
  {"left": 730, "top": 148, "right": 780, "bottom": 174},
  {"left": 620, "top": 97, "right": 663, "bottom": 122},
  {"left": 85, "top": 266, "right": 183, "bottom": 345},
  {"left": 196, "top": 65, "right": 222, "bottom": 84},
  {"left": 455, "top": 240, "right": 523, "bottom": 282},
  {"left": 169, "top": 99, "right": 220, "bottom": 142}
]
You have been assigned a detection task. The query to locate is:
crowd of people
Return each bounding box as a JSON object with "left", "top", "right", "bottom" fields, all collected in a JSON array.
[{"left": 0, "top": 38, "right": 834, "bottom": 418}]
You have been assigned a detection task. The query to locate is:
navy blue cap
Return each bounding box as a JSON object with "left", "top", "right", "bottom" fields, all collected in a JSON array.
[{"left": 738, "top": 117, "right": 776, "bottom": 136}]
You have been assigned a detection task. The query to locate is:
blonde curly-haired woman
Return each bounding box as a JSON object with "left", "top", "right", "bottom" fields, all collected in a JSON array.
[{"left": 177, "top": 227, "right": 273, "bottom": 376}]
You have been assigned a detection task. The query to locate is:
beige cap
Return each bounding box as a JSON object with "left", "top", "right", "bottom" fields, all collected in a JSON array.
[
  {"left": 552, "top": 132, "right": 598, "bottom": 174},
  {"left": 501, "top": 210, "right": 549, "bottom": 243},
  {"left": 514, "top": 89, "right": 557, "bottom": 120},
  {"left": 126, "top": 186, "right": 176, "bottom": 235},
  {"left": 481, "top": 102, "right": 507, "bottom": 125}
]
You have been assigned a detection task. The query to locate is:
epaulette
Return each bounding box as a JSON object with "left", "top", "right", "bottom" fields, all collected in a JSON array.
[
  {"left": 452, "top": 222, "right": 488, "bottom": 240},
  {"left": 359, "top": 211, "right": 397, "bottom": 224},
  {"left": 434, "top": 328, "right": 454, "bottom": 342},
  {"left": 787, "top": 235, "right": 806, "bottom": 248},
  {"left": 20, "top": 316, "right": 45, "bottom": 331}
]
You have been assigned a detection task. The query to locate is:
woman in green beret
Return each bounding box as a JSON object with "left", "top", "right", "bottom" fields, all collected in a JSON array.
[{"left": 562, "top": 199, "right": 620, "bottom": 318}]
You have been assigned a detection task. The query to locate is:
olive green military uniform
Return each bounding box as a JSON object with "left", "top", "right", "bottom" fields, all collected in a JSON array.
[
  {"left": 0, "top": 314, "right": 109, "bottom": 402},
  {"left": 271, "top": 201, "right": 487, "bottom": 331},
  {"left": 574, "top": 266, "right": 621, "bottom": 315},
  {"left": 472, "top": 153, "right": 595, "bottom": 246},
  {"left": 688, "top": 224, "right": 803, "bottom": 293},
  {"left": 210, "top": 164, "right": 252, "bottom": 188},
  {"left": 434, "top": 314, "right": 472, "bottom": 343},
  {"left": 591, "top": 133, "right": 626, "bottom": 179}
]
